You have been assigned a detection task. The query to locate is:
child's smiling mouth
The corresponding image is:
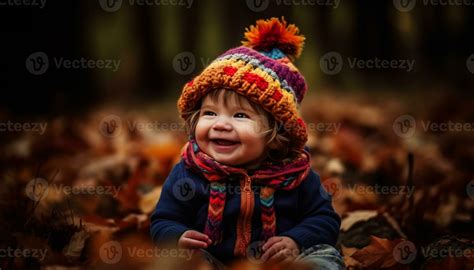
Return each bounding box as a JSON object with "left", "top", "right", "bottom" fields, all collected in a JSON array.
[
  {"left": 209, "top": 138, "right": 241, "bottom": 152},
  {"left": 212, "top": 139, "right": 239, "bottom": 145}
]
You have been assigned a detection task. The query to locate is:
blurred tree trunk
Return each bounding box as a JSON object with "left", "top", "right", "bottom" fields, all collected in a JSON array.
[{"left": 134, "top": 6, "right": 162, "bottom": 97}]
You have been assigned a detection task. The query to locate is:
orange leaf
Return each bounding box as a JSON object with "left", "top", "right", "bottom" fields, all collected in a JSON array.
[{"left": 351, "top": 236, "right": 399, "bottom": 268}]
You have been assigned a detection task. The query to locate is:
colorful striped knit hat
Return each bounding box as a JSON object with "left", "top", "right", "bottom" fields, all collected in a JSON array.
[{"left": 177, "top": 17, "right": 309, "bottom": 150}]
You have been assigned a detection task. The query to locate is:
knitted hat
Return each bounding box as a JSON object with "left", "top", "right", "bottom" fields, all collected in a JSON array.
[{"left": 177, "top": 17, "right": 309, "bottom": 149}]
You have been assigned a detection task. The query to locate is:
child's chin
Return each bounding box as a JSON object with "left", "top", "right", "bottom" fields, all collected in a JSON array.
[
  {"left": 215, "top": 158, "right": 239, "bottom": 166},
  {"left": 212, "top": 155, "right": 240, "bottom": 166}
]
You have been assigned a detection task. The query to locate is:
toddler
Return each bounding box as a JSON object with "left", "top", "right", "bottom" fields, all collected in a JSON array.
[{"left": 151, "top": 17, "right": 344, "bottom": 269}]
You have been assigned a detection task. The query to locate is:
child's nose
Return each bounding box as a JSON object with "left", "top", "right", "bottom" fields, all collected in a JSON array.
[{"left": 212, "top": 116, "right": 233, "bottom": 131}]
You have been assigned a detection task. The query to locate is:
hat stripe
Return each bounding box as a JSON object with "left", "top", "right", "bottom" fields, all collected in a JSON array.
[
  {"left": 205, "top": 58, "right": 289, "bottom": 98},
  {"left": 242, "top": 72, "right": 268, "bottom": 91},
  {"left": 223, "top": 66, "right": 238, "bottom": 76},
  {"left": 214, "top": 53, "right": 297, "bottom": 100},
  {"left": 238, "top": 67, "right": 296, "bottom": 107},
  {"left": 219, "top": 47, "right": 306, "bottom": 103}
]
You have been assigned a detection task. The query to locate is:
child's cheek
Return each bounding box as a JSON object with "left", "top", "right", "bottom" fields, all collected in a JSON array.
[{"left": 194, "top": 120, "right": 208, "bottom": 143}]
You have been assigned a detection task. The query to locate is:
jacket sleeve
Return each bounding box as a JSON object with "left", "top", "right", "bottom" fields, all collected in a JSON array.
[
  {"left": 150, "top": 160, "right": 196, "bottom": 245},
  {"left": 279, "top": 169, "right": 341, "bottom": 249}
]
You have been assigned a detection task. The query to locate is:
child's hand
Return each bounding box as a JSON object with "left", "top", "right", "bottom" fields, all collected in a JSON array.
[
  {"left": 261, "top": 236, "right": 300, "bottom": 264},
  {"left": 178, "top": 230, "right": 212, "bottom": 249}
]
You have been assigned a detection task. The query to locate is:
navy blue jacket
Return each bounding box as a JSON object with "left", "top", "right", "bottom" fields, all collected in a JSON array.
[{"left": 150, "top": 159, "right": 341, "bottom": 264}]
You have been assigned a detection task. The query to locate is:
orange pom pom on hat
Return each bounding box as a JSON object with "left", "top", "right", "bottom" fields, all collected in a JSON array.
[{"left": 177, "top": 17, "right": 309, "bottom": 149}]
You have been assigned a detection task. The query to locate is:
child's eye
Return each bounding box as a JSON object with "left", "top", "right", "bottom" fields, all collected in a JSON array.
[
  {"left": 202, "top": 111, "right": 216, "bottom": 116},
  {"left": 234, "top": 113, "right": 249, "bottom": 119}
]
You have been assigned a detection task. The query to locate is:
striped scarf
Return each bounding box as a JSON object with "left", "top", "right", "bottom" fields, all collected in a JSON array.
[{"left": 182, "top": 139, "right": 311, "bottom": 256}]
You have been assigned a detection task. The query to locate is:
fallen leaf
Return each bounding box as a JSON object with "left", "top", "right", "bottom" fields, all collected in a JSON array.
[
  {"left": 351, "top": 236, "right": 398, "bottom": 268},
  {"left": 62, "top": 230, "right": 90, "bottom": 259},
  {"left": 139, "top": 186, "right": 162, "bottom": 214}
]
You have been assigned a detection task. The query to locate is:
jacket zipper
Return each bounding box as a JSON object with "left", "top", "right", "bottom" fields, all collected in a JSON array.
[{"left": 239, "top": 175, "right": 253, "bottom": 253}]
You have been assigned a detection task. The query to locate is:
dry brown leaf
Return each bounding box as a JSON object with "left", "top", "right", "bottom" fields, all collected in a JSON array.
[
  {"left": 351, "top": 236, "right": 398, "bottom": 268},
  {"left": 139, "top": 186, "right": 162, "bottom": 214},
  {"left": 62, "top": 230, "right": 90, "bottom": 259},
  {"left": 341, "top": 245, "right": 363, "bottom": 269}
]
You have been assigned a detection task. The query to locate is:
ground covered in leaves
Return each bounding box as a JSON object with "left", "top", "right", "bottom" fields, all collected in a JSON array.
[{"left": 0, "top": 91, "right": 473, "bottom": 269}]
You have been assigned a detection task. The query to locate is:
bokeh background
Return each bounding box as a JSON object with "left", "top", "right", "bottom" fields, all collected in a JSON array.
[{"left": 1, "top": 0, "right": 473, "bottom": 269}]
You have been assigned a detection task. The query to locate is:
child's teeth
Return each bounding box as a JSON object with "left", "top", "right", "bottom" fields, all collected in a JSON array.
[{"left": 216, "top": 139, "right": 235, "bottom": 145}]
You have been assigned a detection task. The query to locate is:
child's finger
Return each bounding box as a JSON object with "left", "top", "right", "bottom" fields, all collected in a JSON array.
[
  {"left": 267, "top": 248, "right": 288, "bottom": 264},
  {"left": 181, "top": 238, "right": 208, "bottom": 249},
  {"left": 262, "top": 237, "right": 282, "bottom": 251},
  {"left": 261, "top": 241, "right": 285, "bottom": 262},
  {"left": 185, "top": 230, "right": 210, "bottom": 242}
]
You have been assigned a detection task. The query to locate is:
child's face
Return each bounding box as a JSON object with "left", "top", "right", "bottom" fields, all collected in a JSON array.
[{"left": 195, "top": 92, "right": 270, "bottom": 167}]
